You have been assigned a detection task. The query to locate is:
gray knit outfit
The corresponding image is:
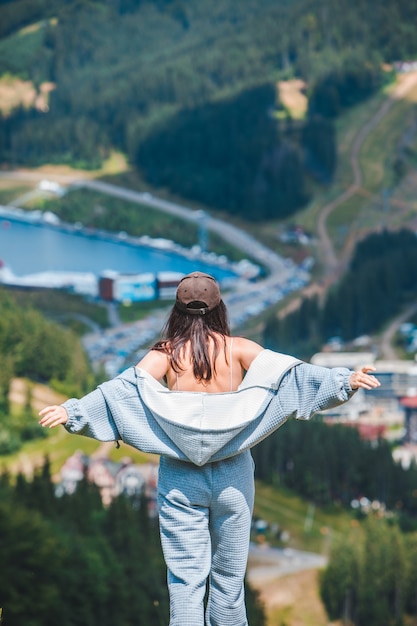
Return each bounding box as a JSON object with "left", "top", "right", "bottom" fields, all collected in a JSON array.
[{"left": 63, "top": 349, "right": 356, "bottom": 625}]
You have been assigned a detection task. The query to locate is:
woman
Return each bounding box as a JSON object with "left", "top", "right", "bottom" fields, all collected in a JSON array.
[{"left": 39, "top": 271, "right": 380, "bottom": 626}]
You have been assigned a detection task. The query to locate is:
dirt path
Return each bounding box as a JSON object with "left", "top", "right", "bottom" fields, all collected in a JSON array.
[
  {"left": 278, "top": 71, "right": 417, "bottom": 329},
  {"left": 250, "top": 569, "right": 332, "bottom": 626},
  {"left": 317, "top": 70, "right": 417, "bottom": 281}
]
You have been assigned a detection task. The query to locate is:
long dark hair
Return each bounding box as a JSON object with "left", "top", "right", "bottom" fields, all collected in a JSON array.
[{"left": 152, "top": 300, "right": 230, "bottom": 382}]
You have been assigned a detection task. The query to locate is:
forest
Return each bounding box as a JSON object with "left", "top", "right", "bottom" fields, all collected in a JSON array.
[
  {"left": 252, "top": 417, "right": 417, "bottom": 526},
  {"left": 0, "top": 288, "right": 94, "bottom": 394},
  {"left": 0, "top": 287, "right": 96, "bottom": 454},
  {"left": 321, "top": 517, "right": 417, "bottom": 626},
  {"left": 0, "top": 0, "right": 415, "bottom": 219},
  {"left": 263, "top": 228, "right": 417, "bottom": 359}
]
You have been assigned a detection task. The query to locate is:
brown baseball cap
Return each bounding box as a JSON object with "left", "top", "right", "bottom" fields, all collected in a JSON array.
[{"left": 175, "top": 271, "right": 221, "bottom": 315}]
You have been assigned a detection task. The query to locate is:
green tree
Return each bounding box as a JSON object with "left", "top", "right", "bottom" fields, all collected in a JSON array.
[
  {"left": 321, "top": 532, "right": 361, "bottom": 624},
  {"left": 322, "top": 518, "right": 408, "bottom": 625}
]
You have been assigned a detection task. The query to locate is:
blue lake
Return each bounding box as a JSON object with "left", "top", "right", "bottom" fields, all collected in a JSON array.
[{"left": 0, "top": 216, "right": 235, "bottom": 280}]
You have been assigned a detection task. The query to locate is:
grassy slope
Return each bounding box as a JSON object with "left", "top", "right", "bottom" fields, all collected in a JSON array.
[
  {"left": 253, "top": 482, "right": 356, "bottom": 553},
  {"left": 252, "top": 72, "right": 417, "bottom": 271},
  {"left": 252, "top": 482, "right": 363, "bottom": 626},
  {"left": 300, "top": 74, "right": 417, "bottom": 254}
]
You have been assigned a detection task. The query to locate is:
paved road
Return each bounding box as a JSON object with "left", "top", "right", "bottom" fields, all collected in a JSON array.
[
  {"left": 54, "top": 313, "right": 102, "bottom": 333},
  {"left": 75, "top": 178, "right": 288, "bottom": 276},
  {"left": 379, "top": 301, "right": 417, "bottom": 360},
  {"left": 247, "top": 544, "right": 327, "bottom": 584},
  {"left": 2, "top": 169, "right": 295, "bottom": 287}
]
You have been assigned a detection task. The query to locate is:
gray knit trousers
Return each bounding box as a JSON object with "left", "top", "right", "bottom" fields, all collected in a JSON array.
[{"left": 158, "top": 451, "right": 255, "bottom": 626}]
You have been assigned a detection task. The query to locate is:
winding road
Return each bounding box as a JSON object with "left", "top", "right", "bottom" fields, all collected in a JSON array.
[
  {"left": 247, "top": 544, "right": 327, "bottom": 584},
  {"left": 379, "top": 301, "right": 417, "bottom": 360}
]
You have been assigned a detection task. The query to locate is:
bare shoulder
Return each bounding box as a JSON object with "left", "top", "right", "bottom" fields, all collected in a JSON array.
[
  {"left": 136, "top": 349, "right": 169, "bottom": 381},
  {"left": 232, "top": 336, "right": 264, "bottom": 370}
]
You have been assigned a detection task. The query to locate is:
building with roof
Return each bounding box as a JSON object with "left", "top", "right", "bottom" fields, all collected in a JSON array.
[{"left": 56, "top": 452, "right": 158, "bottom": 512}]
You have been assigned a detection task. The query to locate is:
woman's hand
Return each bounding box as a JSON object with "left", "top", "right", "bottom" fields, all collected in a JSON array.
[
  {"left": 38, "top": 405, "right": 69, "bottom": 429},
  {"left": 350, "top": 366, "right": 381, "bottom": 390}
]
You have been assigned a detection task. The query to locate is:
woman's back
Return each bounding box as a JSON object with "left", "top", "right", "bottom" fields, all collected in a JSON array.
[{"left": 138, "top": 335, "right": 263, "bottom": 393}]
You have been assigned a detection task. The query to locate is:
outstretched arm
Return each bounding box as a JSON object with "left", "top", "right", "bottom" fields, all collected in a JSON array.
[
  {"left": 280, "top": 362, "right": 380, "bottom": 421},
  {"left": 39, "top": 384, "right": 122, "bottom": 442}
]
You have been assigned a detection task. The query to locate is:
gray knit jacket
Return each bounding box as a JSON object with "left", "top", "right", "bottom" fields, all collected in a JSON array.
[{"left": 63, "top": 349, "right": 355, "bottom": 466}]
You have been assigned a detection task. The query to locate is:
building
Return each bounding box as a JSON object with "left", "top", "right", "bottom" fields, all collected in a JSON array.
[
  {"left": 399, "top": 395, "right": 417, "bottom": 444},
  {"left": 157, "top": 271, "right": 184, "bottom": 300},
  {"left": 99, "top": 271, "right": 157, "bottom": 303}
]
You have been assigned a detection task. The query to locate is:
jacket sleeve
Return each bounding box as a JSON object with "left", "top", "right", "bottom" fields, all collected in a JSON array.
[
  {"left": 279, "top": 363, "right": 356, "bottom": 421},
  {"left": 63, "top": 386, "right": 121, "bottom": 442}
]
